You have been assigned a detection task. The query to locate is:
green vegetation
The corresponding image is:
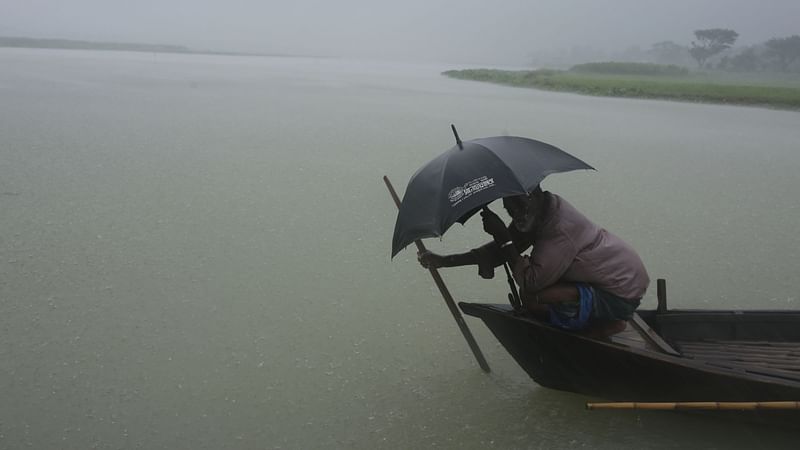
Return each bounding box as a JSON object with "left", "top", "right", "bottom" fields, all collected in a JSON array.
[
  {"left": 570, "top": 62, "right": 689, "bottom": 76},
  {"left": 442, "top": 68, "right": 800, "bottom": 110}
]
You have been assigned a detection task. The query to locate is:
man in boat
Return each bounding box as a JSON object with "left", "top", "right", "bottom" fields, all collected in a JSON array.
[{"left": 418, "top": 186, "right": 649, "bottom": 337}]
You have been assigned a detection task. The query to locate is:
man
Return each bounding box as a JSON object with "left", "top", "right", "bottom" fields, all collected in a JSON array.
[{"left": 418, "top": 186, "right": 649, "bottom": 336}]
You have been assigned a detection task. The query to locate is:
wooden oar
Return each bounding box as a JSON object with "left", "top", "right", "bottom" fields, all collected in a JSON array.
[
  {"left": 384, "top": 175, "right": 491, "bottom": 373},
  {"left": 586, "top": 401, "right": 800, "bottom": 411}
]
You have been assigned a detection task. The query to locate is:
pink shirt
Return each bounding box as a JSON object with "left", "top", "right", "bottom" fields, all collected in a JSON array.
[{"left": 475, "top": 192, "right": 649, "bottom": 300}]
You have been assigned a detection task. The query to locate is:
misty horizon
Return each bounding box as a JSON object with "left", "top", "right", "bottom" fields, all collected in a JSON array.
[{"left": 3, "top": 0, "right": 799, "bottom": 65}]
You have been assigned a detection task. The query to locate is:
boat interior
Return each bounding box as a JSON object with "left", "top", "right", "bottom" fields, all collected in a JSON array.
[{"left": 623, "top": 308, "right": 800, "bottom": 384}]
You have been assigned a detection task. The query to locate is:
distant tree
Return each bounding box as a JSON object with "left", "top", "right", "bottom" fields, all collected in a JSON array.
[
  {"left": 764, "top": 35, "right": 800, "bottom": 71},
  {"left": 648, "top": 41, "right": 690, "bottom": 66},
  {"left": 689, "top": 28, "right": 738, "bottom": 68}
]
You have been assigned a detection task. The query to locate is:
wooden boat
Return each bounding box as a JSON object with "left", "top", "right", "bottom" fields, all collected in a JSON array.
[{"left": 458, "top": 280, "right": 800, "bottom": 407}]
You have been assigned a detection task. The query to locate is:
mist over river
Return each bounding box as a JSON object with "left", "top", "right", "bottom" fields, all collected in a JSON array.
[{"left": 1, "top": 48, "right": 799, "bottom": 448}]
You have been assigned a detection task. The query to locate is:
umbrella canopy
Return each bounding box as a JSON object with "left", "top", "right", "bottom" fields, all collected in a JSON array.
[{"left": 391, "top": 134, "right": 594, "bottom": 257}]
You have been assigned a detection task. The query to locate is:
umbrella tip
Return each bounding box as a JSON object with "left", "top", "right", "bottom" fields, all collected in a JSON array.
[{"left": 451, "top": 124, "right": 463, "bottom": 150}]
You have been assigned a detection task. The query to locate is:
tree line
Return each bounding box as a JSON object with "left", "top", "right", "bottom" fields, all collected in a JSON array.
[{"left": 649, "top": 29, "right": 800, "bottom": 73}]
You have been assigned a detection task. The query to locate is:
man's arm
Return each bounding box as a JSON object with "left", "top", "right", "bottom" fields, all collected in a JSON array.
[
  {"left": 480, "top": 208, "right": 527, "bottom": 269},
  {"left": 512, "top": 234, "right": 576, "bottom": 297},
  {"left": 419, "top": 243, "right": 517, "bottom": 279},
  {"left": 418, "top": 212, "right": 532, "bottom": 278},
  {"left": 417, "top": 249, "right": 480, "bottom": 269}
]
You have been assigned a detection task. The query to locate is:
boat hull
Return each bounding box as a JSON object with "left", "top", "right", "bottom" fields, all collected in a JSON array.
[{"left": 460, "top": 303, "right": 800, "bottom": 402}]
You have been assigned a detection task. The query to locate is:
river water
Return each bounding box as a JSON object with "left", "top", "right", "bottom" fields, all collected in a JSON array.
[{"left": 1, "top": 48, "right": 799, "bottom": 449}]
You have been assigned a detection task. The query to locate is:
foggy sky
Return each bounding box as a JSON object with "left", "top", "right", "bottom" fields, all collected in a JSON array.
[{"left": 3, "top": 0, "right": 799, "bottom": 64}]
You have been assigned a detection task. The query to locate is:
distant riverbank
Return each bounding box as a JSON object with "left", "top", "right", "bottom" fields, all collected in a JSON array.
[
  {"left": 0, "top": 36, "right": 289, "bottom": 58},
  {"left": 443, "top": 68, "right": 800, "bottom": 110},
  {"left": 0, "top": 36, "right": 195, "bottom": 54}
]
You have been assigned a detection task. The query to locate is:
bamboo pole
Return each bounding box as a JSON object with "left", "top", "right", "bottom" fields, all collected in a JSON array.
[
  {"left": 586, "top": 401, "right": 800, "bottom": 411},
  {"left": 384, "top": 175, "right": 491, "bottom": 373}
]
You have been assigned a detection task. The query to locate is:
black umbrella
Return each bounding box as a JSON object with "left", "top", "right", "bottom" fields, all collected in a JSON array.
[{"left": 391, "top": 126, "right": 594, "bottom": 257}]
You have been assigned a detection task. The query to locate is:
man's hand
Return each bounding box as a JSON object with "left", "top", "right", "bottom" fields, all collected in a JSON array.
[
  {"left": 481, "top": 207, "right": 511, "bottom": 244},
  {"left": 418, "top": 250, "right": 445, "bottom": 270}
]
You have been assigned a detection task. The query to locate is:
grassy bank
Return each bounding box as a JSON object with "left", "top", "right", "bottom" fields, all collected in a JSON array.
[{"left": 443, "top": 68, "right": 800, "bottom": 110}]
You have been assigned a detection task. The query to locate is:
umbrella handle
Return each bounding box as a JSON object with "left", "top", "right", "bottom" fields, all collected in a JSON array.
[
  {"left": 384, "top": 175, "right": 490, "bottom": 373},
  {"left": 503, "top": 262, "right": 523, "bottom": 312},
  {"left": 481, "top": 206, "right": 522, "bottom": 312}
]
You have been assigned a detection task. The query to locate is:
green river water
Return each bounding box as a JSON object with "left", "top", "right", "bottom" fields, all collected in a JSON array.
[{"left": 1, "top": 48, "right": 799, "bottom": 448}]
